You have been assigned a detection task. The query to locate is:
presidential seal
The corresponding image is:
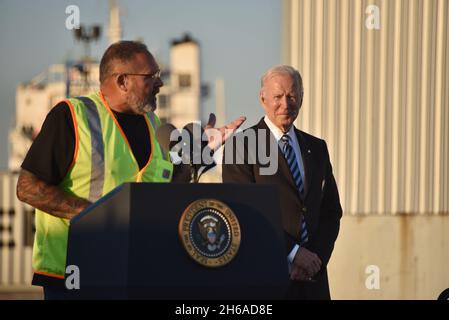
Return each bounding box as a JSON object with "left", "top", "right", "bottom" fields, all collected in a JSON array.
[{"left": 178, "top": 199, "right": 241, "bottom": 267}]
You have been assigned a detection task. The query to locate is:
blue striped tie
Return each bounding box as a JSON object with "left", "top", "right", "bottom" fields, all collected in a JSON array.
[{"left": 280, "top": 134, "right": 309, "bottom": 245}]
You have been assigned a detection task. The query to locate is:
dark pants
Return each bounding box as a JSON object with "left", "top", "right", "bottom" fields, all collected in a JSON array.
[{"left": 285, "top": 269, "right": 331, "bottom": 300}]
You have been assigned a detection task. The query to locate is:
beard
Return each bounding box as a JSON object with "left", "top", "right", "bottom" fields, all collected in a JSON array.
[{"left": 126, "top": 92, "right": 156, "bottom": 114}]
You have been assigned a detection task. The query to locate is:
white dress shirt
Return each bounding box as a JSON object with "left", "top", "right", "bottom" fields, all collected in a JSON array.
[{"left": 264, "top": 116, "right": 304, "bottom": 271}]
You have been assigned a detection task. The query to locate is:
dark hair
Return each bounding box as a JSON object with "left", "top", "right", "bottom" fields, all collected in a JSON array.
[{"left": 99, "top": 40, "right": 151, "bottom": 83}]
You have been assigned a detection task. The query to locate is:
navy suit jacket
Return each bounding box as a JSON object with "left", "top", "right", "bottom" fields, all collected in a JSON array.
[{"left": 222, "top": 118, "right": 342, "bottom": 299}]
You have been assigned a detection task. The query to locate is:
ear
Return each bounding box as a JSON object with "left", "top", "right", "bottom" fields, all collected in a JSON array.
[
  {"left": 259, "top": 90, "right": 265, "bottom": 105},
  {"left": 116, "top": 74, "right": 128, "bottom": 92}
]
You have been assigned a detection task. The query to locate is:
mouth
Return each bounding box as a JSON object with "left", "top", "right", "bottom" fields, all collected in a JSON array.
[
  {"left": 278, "top": 113, "right": 294, "bottom": 117},
  {"left": 279, "top": 109, "right": 297, "bottom": 116}
]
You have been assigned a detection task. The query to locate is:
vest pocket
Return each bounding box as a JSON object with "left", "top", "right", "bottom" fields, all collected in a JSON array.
[{"left": 143, "top": 158, "right": 173, "bottom": 182}]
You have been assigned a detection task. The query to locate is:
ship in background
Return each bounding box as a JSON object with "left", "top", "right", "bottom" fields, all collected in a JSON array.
[{"left": 8, "top": 0, "right": 221, "bottom": 181}]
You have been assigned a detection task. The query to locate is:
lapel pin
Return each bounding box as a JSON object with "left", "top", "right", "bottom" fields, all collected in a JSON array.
[{"left": 308, "top": 149, "right": 311, "bottom": 154}]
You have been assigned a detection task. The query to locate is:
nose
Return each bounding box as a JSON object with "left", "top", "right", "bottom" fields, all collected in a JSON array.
[{"left": 279, "top": 95, "right": 289, "bottom": 108}]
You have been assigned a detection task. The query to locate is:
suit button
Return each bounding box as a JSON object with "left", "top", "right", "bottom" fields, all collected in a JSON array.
[{"left": 302, "top": 207, "right": 307, "bottom": 213}]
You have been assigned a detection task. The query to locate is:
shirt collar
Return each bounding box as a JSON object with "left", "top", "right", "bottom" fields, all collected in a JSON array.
[{"left": 264, "top": 115, "right": 296, "bottom": 143}]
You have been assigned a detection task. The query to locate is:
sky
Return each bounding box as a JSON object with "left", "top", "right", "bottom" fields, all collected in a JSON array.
[{"left": 0, "top": 0, "right": 281, "bottom": 170}]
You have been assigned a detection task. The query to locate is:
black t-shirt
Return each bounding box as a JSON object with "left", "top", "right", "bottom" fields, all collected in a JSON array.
[
  {"left": 22, "top": 101, "right": 190, "bottom": 288},
  {"left": 22, "top": 101, "right": 151, "bottom": 185}
]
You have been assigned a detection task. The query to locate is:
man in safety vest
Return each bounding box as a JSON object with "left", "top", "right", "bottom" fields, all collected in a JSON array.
[{"left": 16, "top": 41, "right": 246, "bottom": 299}]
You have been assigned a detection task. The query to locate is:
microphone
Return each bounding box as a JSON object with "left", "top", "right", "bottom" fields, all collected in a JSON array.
[
  {"left": 181, "top": 122, "right": 206, "bottom": 183},
  {"left": 156, "top": 122, "right": 216, "bottom": 183},
  {"left": 182, "top": 122, "right": 208, "bottom": 165},
  {"left": 156, "top": 123, "right": 178, "bottom": 156},
  {"left": 182, "top": 123, "right": 216, "bottom": 181}
]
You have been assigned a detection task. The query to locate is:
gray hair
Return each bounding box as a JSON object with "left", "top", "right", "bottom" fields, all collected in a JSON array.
[{"left": 260, "top": 65, "right": 303, "bottom": 95}]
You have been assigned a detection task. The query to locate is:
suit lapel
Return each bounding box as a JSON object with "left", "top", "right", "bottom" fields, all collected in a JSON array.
[{"left": 295, "top": 128, "right": 314, "bottom": 200}]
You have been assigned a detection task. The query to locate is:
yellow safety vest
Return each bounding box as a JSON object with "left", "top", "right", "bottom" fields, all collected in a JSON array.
[{"left": 32, "top": 92, "right": 173, "bottom": 279}]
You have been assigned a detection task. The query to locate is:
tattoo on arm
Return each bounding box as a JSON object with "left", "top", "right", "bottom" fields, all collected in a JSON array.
[{"left": 16, "top": 169, "right": 91, "bottom": 220}]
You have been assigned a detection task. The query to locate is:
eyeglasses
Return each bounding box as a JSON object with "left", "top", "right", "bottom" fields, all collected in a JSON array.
[{"left": 114, "top": 70, "right": 161, "bottom": 80}]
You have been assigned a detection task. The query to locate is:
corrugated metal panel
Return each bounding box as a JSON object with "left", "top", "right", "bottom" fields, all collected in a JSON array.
[{"left": 284, "top": 0, "right": 449, "bottom": 215}]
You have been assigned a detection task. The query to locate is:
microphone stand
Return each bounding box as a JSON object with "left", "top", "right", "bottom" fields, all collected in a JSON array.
[
  {"left": 190, "top": 159, "right": 198, "bottom": 183},
  {"left": 189, "top": 153, "right": 216, "bottom": 184}
]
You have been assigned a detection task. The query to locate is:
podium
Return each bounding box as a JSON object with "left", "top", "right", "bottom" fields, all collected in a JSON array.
[{"left": 66, "top": 183, "right": 289, "bottom": 299}]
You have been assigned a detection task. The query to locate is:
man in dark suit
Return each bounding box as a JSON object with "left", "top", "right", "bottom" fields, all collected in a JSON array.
[{"left": 222, "top": 65, "right": 342, "bottom": 299}]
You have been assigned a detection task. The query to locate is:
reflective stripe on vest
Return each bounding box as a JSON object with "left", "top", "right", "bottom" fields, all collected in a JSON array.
[{"left": 77, "top": 97, "right": 105, "bottom": 202}]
